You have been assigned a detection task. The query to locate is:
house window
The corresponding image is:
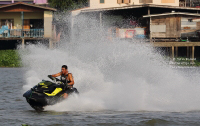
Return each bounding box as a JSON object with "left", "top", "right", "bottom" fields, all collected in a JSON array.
[
  {"left": 100, "top": 0, "right": 105, "bottom": 3},
  {"left": 117, "top": 0, "right": 131, "bottom": 4},
  {"left": 139, "top": 0, "right": 153, "bottom": 3}
]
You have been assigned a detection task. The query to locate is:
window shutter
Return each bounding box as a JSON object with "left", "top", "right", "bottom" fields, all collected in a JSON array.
[
  {"left": 124, "top": 0, "right": 130, "bottom": 3},
  {"left": 100, "top": 0, "right": 105, "bottom": 3},
  {"left": 117, "top": 0, "right": 122, "bottom": 4},
  {"left": 147, "top": 0, "right": 153, "bottom": 3}
]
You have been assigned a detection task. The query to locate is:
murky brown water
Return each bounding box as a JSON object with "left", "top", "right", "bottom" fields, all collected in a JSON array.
[{"left": 1, "top": 68, "right": 200, "bottom": 126}]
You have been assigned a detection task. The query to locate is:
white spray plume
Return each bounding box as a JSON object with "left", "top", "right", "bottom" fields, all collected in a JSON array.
[{"left": 20, "top": 15, "right": 200, "bottom": 112}]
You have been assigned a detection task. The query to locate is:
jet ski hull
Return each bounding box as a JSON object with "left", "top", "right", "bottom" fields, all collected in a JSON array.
[{"left": 23, "top": 82, "right": 79, "bottom": 111}]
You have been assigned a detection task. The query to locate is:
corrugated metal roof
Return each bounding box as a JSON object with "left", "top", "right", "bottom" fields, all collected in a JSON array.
[
  {"left": 80, "top": 5, "right": 145, "bottom": 12},
  {"left": 80, "top": 4, "right": 200, "bottom": 13},
  {"left": 143, "top": 12, "right": 200, "bottom": 17}
]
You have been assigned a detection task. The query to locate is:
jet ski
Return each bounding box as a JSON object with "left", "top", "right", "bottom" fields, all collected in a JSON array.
[{"left": 23, "top": 76, "right": 79, "bottom": 111}]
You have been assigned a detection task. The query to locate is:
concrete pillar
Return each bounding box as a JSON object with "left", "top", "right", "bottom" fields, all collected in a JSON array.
[
  {"left": 22, "top": 38, "right": 25, "bottom": 49},
  {"left": 148, "top": 7, "right": 150, "bottom": 15},
  {"left": 49, "top": 39, "right": 53, "bottom": 49},
  {"left": 150, "top": 17, "right": 152, "bottom": 42},
  {"left": 166, "top": 47, "right": 171, "bottom": 57},
  {"left": 192, "top": 46, "right": 195, "bottom": 63},
  {"left": 175, "top": 47, "right": 178, "bottom": 57},
  {"left": 187, "top": 46, "right": 190, "bottom": 58},
  {"left": 172, "top": 46, "right": 174, "bottom": 59},
  {"left": 21, "top": 11, "right": 24, "bottom": 37},
  {"left": 44, "top": 11, "right": 53, "bottom": 38}
]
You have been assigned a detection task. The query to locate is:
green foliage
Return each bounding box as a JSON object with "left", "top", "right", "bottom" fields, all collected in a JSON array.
[
  {"left": 0, "top": 50, "right": 21, "bottom": 67},
  {"left": 173, "top": 57, "right": 200, "bottom": 66},
  {"left": 48, "top": 0, "right": 74, "bottom": 11},
  {"left": 48, "top": 0, "right": 88, "bottom": 11},
  {"left": 21, "top": 124, "right": 30, "bottom": 126},
  {"left": 74, "top": 0, "right": 89, "bottom": 9}
]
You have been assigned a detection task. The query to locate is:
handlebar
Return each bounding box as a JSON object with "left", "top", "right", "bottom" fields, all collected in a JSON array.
[
  {"left": 48, "top": 75, "right": 60, "bottom": 82},
  {"left": 48, "top": 75, "right": 68, "bottom": 89}
]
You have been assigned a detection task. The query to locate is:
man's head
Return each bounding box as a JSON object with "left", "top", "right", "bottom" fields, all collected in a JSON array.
[{"left": 61, "top": 65, "right": 68, "bottom": 74}]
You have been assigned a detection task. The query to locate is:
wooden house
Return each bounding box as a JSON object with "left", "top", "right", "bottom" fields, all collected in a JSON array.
[
  {"left": 0, "top": 2, "right": 56, "bottom": 48},
  {"left": 143, "top": 12, "right": 200, "bottom": 41}
]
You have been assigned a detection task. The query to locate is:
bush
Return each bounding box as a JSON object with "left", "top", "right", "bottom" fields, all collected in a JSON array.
[
  {"left": 0, "top": 50, "right": 21, "bottom": 67},
  {"left": 173, "top": 57, "right": 200, "bottom": 66}
]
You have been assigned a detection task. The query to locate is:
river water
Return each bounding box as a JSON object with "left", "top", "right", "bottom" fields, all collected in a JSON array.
[
  {"left": 1, "top": 67, "right": 200, "bottom": 126},
  {"left": 2, "top": 12, "right": 200, "bottom": 125}
]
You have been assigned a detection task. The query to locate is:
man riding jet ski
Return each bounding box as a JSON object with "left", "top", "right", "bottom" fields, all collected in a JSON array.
[
  {"left": 50, "top": 65, "right": 75, "bottom": 99},
  {"left": 23, "top": 65, "right": 79, "bottom": 111}
]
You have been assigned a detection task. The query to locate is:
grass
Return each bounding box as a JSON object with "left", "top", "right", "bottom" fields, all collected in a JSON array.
[
  {"left": 0, "top": 50, "right": 21, "bottom": 67},
  {"left": 173, "top": 57, "right": 200, "bottom": 66}
]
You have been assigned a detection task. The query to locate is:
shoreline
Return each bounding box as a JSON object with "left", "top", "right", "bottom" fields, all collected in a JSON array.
[
  {"left": 0, "top": 66, "right": 23, "bottom": 68},
  {"left": 1, "top": 65, "right": 200, "bottom": 68}
]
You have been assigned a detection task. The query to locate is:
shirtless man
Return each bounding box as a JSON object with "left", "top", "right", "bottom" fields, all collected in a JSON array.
[{"left": 50, "top": 65, "right": 74, "bottom": 99}]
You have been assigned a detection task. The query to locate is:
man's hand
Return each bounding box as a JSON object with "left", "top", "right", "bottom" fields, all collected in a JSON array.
[
  {"left": 52, "top": 72, "right": 61, "bottom": 77},
  {"left": 48, "top": 75, "right": 55, "bottom": 80},
  {"left": 49, "top": 75, "right": 60, "bottom": 81}
]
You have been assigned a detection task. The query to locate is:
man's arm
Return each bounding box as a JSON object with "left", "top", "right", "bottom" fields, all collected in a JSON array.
[
  {"left": 52, "top": 72, "right": 61, "bottom": 77},
  {"left": 68, "top": 73, "right": 74, "bottom": 86}
]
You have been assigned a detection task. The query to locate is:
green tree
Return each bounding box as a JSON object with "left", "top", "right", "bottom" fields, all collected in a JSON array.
[
  {"left": 74, "top": 0, "right": 88, "bottom": 8},
  {"left": 48, "top": 0, "right": 88, "bottom": 11},
  {"left": 48, "top": 0, "right": 75, "bottom": 11}
]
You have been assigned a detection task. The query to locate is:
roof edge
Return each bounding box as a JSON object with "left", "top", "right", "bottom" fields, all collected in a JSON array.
[
  {"left": 80, "top": 4, "right": 200, "bottom": 13},
  {"left": 143, "top": 12, "right": 200, "bottom": 17},
  {"left": 0, "top": 2, "right": 57, "bottom": 11}
]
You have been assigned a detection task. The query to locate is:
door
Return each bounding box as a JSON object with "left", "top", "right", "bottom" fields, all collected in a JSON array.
[
  {"left": 23, "top": 19, "right": 30, "bottom": 37},
  {"left": 23, "top": 19, "right": 30, "bottom": 29}
]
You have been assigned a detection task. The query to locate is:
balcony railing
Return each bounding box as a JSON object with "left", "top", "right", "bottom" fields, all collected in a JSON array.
[
  {"left": 179, "top": 1, "right": 200, "bottom": 7},
  {"left": 0, "top": 29, "right": 44, "bottom": 38}
]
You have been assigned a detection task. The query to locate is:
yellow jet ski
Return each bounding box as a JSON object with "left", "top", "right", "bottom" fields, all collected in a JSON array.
[{"left": 23, "top": 76, "right": 79, "bottom": 111}]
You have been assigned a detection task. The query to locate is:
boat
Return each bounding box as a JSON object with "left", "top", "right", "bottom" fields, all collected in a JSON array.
[{"left": 23, "top": 76, "right": 79, "bottom": 111}]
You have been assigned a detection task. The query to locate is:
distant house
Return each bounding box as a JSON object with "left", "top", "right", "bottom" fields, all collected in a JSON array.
[
  {"left": 143, "top": 12, "right": 200, "bottom": 40},
  {"left": 71, "top": 0, "right": 200, "bottom": 60},
  {"left": 89, "top": 0, "right": 179, "bottom": 9},
  {"left": 0, "top": 0, "right": 48, "bottom": 5},
  {"left": 0, "top": 2, "right": 56, "bottom": 48},
  {"left": 72, "top": 0, "right": 200, "bottom": 40},
  {"left": 34, "top": 0, "right": 48, "bottom": 5}
]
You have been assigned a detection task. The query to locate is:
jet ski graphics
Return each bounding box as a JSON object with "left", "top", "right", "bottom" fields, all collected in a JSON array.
[{"left": 23, "top": 76, "right": 79, "bottom": 111}]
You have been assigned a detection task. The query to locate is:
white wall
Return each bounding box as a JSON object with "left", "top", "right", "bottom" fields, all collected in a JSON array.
[
  {"left": 148, "top": 0, "right": 179, "bottom": 6},
  {"left": 89, "top": 0, "right": 179, "bottom": 9},
  {"left": 44, "top": 11, "right": 52, "bottom": 38},
  {"left": 90, "top": 0, "right": 128, "bottom": 9}
]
